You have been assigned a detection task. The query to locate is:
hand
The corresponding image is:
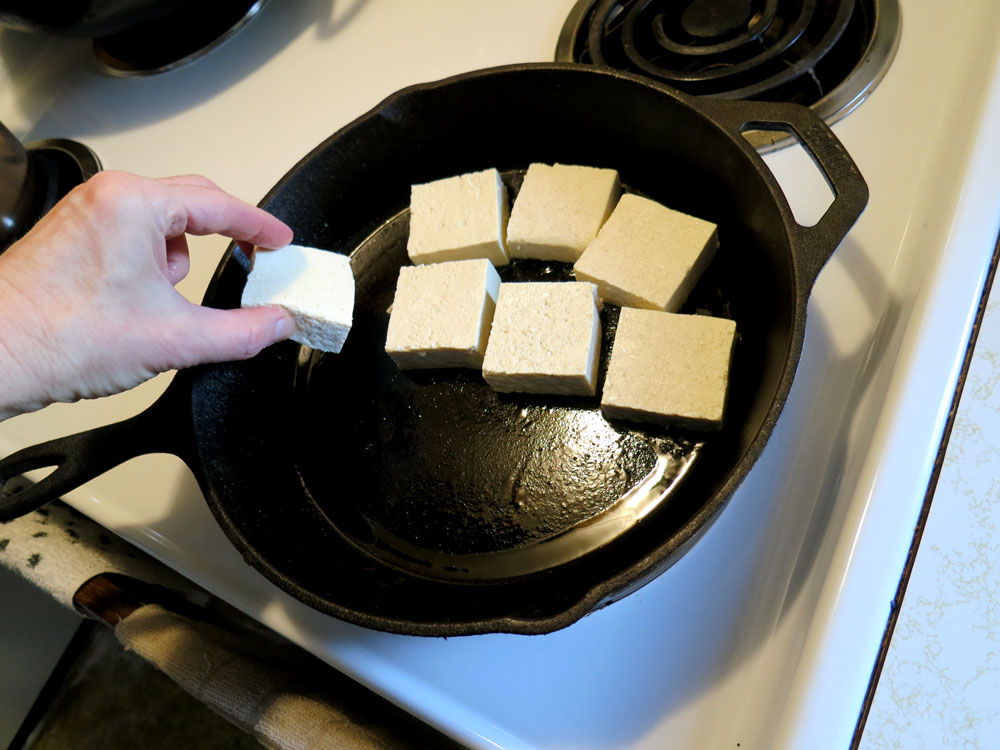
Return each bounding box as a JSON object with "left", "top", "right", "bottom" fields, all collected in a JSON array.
[{"left": 0, "top": 171, "right": 295, "bottom": 420}]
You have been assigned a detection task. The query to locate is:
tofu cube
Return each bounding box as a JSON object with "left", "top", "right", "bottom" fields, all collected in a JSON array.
[
  {"left": 601, "top": 309, "right": 736, "bottom": 428},
  {"left": 506, "top": 163, "right": 620, "bottom": 263},
  {"left": 574, "top": 193, "right": 718, "bottom": 311},
  {"left": 385, "top": 259, "right": 501, "bottom": 369},
  {"left": 482, "top": 281, "right": 602, "bottom": 396},
  {"left": 241, "top": 244, "right": 354, "bottom": 353},
  {"left": 407, "top": 168, "right": 510, "bottom": 266}
]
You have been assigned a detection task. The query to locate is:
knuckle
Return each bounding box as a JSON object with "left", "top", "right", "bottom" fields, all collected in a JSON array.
[
  {"left": 71, "top": 171, "right": 143, "bottom": 216},
  {"left": 81, "top": 170, "right": 133, "bottom": 201},
  {"left": 178, "top": 174, "right": 219, "bottom": 190},
  {"left": 232, "top": 325, "right": 266, "bottom": 360}
]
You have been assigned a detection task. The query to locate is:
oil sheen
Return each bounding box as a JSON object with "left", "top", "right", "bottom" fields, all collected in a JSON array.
[{"left": 292, "top": 177, "right": 730, "bottom": 583}]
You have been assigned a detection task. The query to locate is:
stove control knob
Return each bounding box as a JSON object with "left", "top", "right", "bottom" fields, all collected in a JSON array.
[{"left": 0, "top": 120, "right": 36, "bottom": 252}]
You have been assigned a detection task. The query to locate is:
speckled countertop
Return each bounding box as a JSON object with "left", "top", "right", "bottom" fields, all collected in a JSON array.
[{"left": 861, "top": 247, "right": 1000, "bottom": 748}]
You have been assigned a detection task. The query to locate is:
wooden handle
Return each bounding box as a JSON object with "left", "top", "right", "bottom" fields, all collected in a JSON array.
[{"left": 73, "top": 574, "right": 143, "bottom": 625}]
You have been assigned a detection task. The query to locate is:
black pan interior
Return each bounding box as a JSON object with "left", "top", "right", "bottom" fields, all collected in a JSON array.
[
  {"left": 294, "top": 169, "right": 733, "bottom": 583},
  {"left": 191, "top": 66, "right": 797, "bottom": 635}
]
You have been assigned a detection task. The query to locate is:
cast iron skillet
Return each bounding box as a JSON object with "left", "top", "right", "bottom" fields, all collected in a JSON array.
[{"left": 0, "top": 64, "right": 868, "bottom": 636}]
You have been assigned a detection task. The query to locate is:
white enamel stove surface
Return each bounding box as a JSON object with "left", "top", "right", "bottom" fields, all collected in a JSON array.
[{"left": 2, "top": 2, "right": 999, "bottom": 748}]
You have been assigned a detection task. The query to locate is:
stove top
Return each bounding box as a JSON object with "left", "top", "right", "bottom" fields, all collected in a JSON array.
[{"left": 1, "top": 1, "right": 999, "bottom": 748}]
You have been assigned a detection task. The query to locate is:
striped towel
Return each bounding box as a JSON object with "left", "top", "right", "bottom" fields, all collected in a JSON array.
[{"left": 0, "top": 496, "right": 403, "bottom": 750}]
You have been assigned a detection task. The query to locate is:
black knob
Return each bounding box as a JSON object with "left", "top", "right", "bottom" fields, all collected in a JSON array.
[{"left": 0, "top": 120, "right": 36, "bottom": 251}]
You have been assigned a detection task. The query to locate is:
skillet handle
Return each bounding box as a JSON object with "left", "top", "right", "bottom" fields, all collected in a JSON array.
[
  {"left": 696, "top": 98, "right": 870, "bottom": 292},
  {"left": 0, "top": 378, "right": 195, "bottom": 522}
]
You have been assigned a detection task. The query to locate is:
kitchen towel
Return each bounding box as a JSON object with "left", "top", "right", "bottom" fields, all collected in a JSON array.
[
  {"left": 0, "top": 500, "right": 415, "bottom": 750},
  {"left": 115, "top": 603, "right": 395, "bottom": 750},
  {"left": 0, "top": 496, "right": 187, "bottom": 608}
]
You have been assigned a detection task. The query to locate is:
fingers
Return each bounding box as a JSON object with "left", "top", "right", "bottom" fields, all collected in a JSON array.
[
  {"left": 76, "top": 171, "right": 294, "bottom": 250},
  {"left": 155, "top": 174, "right": 295, "bottom": 250},
  {"left": 173, "top": 305, "right": 296, "bottom": 368},
  {"left": 164, "top": 235, "right": 190, "bottom": 285},
  {"left": 162, "top": 183, "right": 293, "bottom": 249},
  {"left": 157, "top": 174, "right": 223, "bottom": 191}
]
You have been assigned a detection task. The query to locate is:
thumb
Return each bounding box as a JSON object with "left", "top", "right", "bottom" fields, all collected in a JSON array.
[{"left": 178, "top": 305, "right": 296, "bottom": 366}]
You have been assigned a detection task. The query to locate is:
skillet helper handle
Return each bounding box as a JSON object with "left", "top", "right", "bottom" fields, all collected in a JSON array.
[
  {"left": 0, "top": 384, "right": 194, "bottom": 522},
  {"left": 696, "top": 97, "right": 870, "bottom": 292}
]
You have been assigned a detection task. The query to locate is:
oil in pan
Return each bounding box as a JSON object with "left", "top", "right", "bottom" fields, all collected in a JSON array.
[{"left": 291, "top": 175, "right": 730, "bottom": 583}]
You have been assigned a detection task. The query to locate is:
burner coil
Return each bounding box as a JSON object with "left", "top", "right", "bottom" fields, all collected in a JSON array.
[{"left": 562, "top": 0, "right": 887, "bottom": 106}]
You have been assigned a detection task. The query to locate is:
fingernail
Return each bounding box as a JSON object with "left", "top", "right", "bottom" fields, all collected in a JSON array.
[{"left": 274, "top": 314, "right": 296, "bottom": 341}]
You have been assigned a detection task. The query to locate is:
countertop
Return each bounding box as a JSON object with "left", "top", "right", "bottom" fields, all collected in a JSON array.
[{"left": 861, "top": 241, "right": 1000, "bottom": 747}]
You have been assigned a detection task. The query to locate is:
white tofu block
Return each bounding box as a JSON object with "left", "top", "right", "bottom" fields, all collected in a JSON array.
[
  {"left": 574, "top": 193, "right": 718, "bottom": 312},
  {"left": 482, "top": 281, "right": 602, "bottom": 396},
  {"left": 506, "top": 163, "right": 621, "bottom": 263},
  {"left": 385, "top": 259, "right": 501, "bottom": 369},
  {"left": 241, "top": 244, "right": 354, "bottom": 353},
  {"left": 407, "top": 168, "right": 510, "bottom": 266},
  {"left": 601, "top": 308, "right": 736, "bottom": 428}
]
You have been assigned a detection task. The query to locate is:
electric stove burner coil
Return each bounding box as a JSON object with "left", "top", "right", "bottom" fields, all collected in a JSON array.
[{"left": 557, "top": 0, "right": 899, "bottom": 148}]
